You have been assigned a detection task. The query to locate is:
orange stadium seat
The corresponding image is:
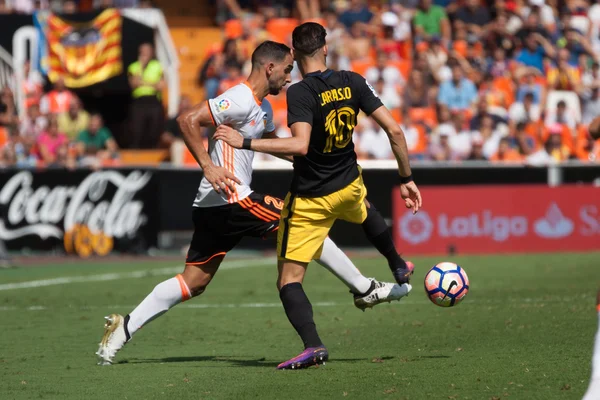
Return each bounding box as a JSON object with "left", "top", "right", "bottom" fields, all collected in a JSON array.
[
  {"left": 266, "top": 18, "right": 298, "bottom": 44},
  {"left": 453, "top": 40, "right": 468, "bottom": 57},
  {"left": 492, "top": 77, "right": 516, "bottom": 107},
  {"left": 391, "top": 108, "right": 402, "bottom": 123},
  {"left": 409, "top": 107, "right": 437, "bottom": 127},
  {"left": 412, "top": 124, "right": 428, "bottom": 153},
  {"left": 224, "top": 19, "right": 244, "bottom": 39},
  {"left": 388, "top": 59, "right": 411, "bottom": 80},
  {"left": 350, "top": 59, "right": 374, "bottom": 77},
  {"left": 0, "top": 127, "right": 8, "bottom": 148}
]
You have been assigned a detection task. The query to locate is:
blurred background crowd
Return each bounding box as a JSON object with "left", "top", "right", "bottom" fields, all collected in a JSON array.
[{"left": 1, "top": 0, "right": 600, "bottom": 169}]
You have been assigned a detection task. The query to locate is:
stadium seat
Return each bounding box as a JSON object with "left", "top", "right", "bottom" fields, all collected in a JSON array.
[
  {"left": 412, "top": 123, "right": 428, "bottom": 153},
  {"left": 266, "top": 18, "right": 298, "bottom": 44},
  {"left": 453, "top": 40, "right": 468, "bottom": 57},
  {"left": 391, "top": 108, "right": 402, "bottom": 123},
  {"left": 546, "top": 90, "right": 582, "bottom": 124},
  {"left": 409, "top": 107, "right": 437, "bottom": 127},
  {"left": 492, "top": 77, "right": 516, "bottom": 107},
  {"left": 388, "top": 59, "right": 411, "bottom": 80},
  {"left": 0, "top": 127, "right": 7, "bottom": 148},
  {"left": 350, "top": 59, "right": 375, "bottom": 78},
  {"left": 224, "top": 19, "right": 244, "bottom": 39},
  {"left": 119, "top": 150, "right": 169, "bottom": 166}
]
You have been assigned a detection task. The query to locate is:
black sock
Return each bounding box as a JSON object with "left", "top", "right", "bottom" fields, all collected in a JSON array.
[
  {"left": 279, "top": 282, "right": 323, "bottom": 349},
  {"left": 361, "top": 203, "right": 407, "bottom": 273}
]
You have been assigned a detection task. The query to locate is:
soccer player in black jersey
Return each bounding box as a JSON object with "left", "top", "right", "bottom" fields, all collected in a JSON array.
[{"left": 214, "top": 22, "right": 422, "bottom": 369}]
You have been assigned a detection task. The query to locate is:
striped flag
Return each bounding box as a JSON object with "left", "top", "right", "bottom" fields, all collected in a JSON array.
[{"left": 47, "top": 9, "right": 122, "bottom": 88}]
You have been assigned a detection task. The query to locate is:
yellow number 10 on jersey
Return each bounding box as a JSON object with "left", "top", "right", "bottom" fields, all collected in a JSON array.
[{"left": 323, "top": 107, "right": 357, "bottom": 153}]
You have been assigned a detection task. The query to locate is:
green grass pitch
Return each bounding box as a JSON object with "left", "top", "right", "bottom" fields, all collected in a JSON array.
[{"left": 0, "top": 252, "right": 598, "bottom": 399}]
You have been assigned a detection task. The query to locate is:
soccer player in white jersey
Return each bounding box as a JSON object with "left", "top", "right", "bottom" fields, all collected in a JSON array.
[
  {"left": 96, "top": 41, "right": 412, "bottom": 365},
  {"left": 583, "top": 289, "right": 600, "bottom": 400}
]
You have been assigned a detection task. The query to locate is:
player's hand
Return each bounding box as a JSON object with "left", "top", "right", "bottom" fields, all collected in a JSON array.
[
  {"left": 400, "top": 181, "right": 422, "bottom": 215},
  {"left": 213, "top": 125, "right": 243, "bottom": 149},
  {"left": 203, "top": 164, "right": 241, "bottom": 194}
]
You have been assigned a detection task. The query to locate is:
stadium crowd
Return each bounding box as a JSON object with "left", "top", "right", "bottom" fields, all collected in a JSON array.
[
  {"left": 1, "top": 0, "right": 600, "bottom": 168},
  {"left": 200, "top": 0, "right": 600, "bottom": 164}
]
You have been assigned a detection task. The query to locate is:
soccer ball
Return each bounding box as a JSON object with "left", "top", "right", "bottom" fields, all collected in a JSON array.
[{"left": 424, "top": 262, "right": 469, "bottom": 307}]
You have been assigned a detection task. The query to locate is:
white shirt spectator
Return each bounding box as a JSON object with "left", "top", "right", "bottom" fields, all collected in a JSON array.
[
  {"left": 508, "top": 102, "right": 541, "bottom": 124},
  {"left": 401, "top": 123, "right": 420, "bottom": 152},
  {"left": 544, "top": 109, "right": 577, "bottom": 130},
  {"left": 591, "top": 3, "right": 600, "bottom": 53},
  {"left": 358, "top": 127, "right": 393, "bottom": 159},
  {"left": 378, "top": 85, "right": 402, "bottom": 110},
  {"left": 521, "top": 1, "right": 555, "bottom": 29},
  {"left": 366, "top": 66, "right": 405, "bottom": 87}
]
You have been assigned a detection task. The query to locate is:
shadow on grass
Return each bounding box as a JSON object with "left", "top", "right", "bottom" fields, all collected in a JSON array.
[{"left": 119, "top": 355, "right": 396, "bottom": 368}]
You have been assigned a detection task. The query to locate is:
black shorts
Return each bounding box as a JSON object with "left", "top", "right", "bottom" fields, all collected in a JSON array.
[{"left": 185, "top": 192, "right": 284, "bottom": 265}]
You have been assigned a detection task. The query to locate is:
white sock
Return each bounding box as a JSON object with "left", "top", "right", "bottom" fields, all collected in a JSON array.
[
  {"left": 583, "top": 311, "right": 600, "bottom": 400},
  {"left": 127, "top": 275, "right": 191, "bottom": 337},
  {"left": 315, "top": 237, "right": 372, "bottom": 295}
]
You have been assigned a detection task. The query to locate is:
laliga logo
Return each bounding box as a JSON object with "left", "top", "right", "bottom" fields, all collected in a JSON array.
[
  {"left": 399, "top": 211, "right": 433, "bottom": 244},
  {"left": 0, "top": 170, "right": 151, "bottom": 241}
]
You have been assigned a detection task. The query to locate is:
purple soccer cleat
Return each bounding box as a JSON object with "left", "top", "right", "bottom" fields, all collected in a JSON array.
[
  {"left": 393, "top": 260, "right": 415, "bottom": 285},
  {"left": 277, "top": 347, "right": 329, "bottom": 370}
]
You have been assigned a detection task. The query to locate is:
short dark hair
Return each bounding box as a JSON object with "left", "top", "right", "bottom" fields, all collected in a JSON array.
[
  {"left": 251, "top": 41, "right": 291, "bottom": 67},
  {"left": 557, "top": 100, "right": 566, "bottom": 108},
  {"left": 524, "top": 92, "right": 534, "bottom": 100},
  {"left": 292, "top": 22, "right": 327, "bottom": 56}
]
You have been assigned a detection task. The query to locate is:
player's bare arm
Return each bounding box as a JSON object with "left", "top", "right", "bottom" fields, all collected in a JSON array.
[
  {"left": 214, "top": 123, "right": 310, "bottom": 156},
  {"left": 177, "top": 102, "right": 241, "bottom": 193},
  {"left": 370, "top": 106, "right": 422, "bottom": 214}
]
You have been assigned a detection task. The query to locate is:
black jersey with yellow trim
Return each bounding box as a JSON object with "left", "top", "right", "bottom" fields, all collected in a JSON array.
[{"left": 286, "top": 69, "right": 383, "bottom": 197}]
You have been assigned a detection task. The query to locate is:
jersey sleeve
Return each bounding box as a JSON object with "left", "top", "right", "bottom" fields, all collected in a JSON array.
[
  {"left": 262, "top": 99, "right": 276, "bottom": 133},
  {"left": 287, "top": 83, "right": 316, "bottom": 127},
  {"left": 207, "top": 90, "right": 250, "bottom": 126},
  {"left": 353, "top": 72, "right": 384, "bottom": 116}
]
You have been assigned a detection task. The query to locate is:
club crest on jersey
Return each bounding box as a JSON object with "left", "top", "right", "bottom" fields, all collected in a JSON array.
[
  {"left": 216, "top": 99, "right": 231, "bottom": 113},
  {"left": 365, "top": 80, "right": 379, "bottom": 98},
  {"left": 263, "top": 114, "right": 268, "bottom": 128}
]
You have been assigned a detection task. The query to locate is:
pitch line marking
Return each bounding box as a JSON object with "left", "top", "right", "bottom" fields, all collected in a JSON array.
[{"left": 0, "top": 258, "right": 275, "bottom": 292}]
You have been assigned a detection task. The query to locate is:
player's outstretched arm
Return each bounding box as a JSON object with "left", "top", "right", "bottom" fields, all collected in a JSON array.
[
  {"left": 214, "top": 124, "right": 310, "bottom": 156},
  {"left": 370, "top": 106, "right": 422, "bottom": 214},
  {"left": 177, "top": 102, "right": 240, "bottom": 193}
]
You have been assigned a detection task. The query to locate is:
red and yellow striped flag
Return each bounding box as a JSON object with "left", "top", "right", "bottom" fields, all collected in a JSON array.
[{"left": 47, "top": 9, "right": 122, "bottom": 88}]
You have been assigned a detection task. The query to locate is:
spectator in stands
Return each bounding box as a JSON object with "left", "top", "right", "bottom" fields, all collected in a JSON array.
[
  {"left": 425, "top": 37, "right": 448, "bottom": 77},
  {"left": 40, "top": 78, "right": 74, "bottom": 115},
  {"left": 128, "top": 42, "right": 165, "bottom": 149},
  {"left": 454, "top": 0, "right": 491, "bottom": 42},
  {"left": 547, "top": 48, "right": 582, "bottom": 91},
  {"left": 575, "top": 131, "right": 600, "bottom": 162},
  {"left": 582, "top": 61, "right": 600, "bottom": 97},
  {"left": 37, "top": 115, "right": 69, "bottom": 167},
  {"left": 404, "top": 69, "right": 433, "bottom": 109},
  {"left": 218, "top": 60, "right": 244, "bottom": 95},
  {"left": 338, "top": 0, "right": 373, "bottom": 30},
  {"left": 545, "top": 100, "right": 577, "bottom": 129},
  {"left": 465, "top": 134, "right": 487, "bottom": 161},
  {"left": 366, "top": 52, "right": 405, "bottom": 87},
  {"left": 379, "top": 11, "right": 411, "bottom": 57},
  {"left": 57, "top": 97, "right": 90, "bottom": 141},
  {"left": 63, "top": 0, "right": 77, "bottom": 13},
  {"left": 0, "top": 87, "right": 17, "bottom": 129},
  {"left": 508, "top": 92, "right": 541, "bottom": 128},
  {"left": 356, "top": 117, "right": 393, "bottom": 160},
  {"left": 470, "top": 96, "right": 506, "bottom": 130},
  {"left": 487, "top": 47, "right": 510, "bottom": 79},
  {"left": 198, "top": 38, "right": 243, "bottom": 100},
  {"left": 20, "top": 103, "right": 47, "bottom": 142},
  {"left": 1, "top": 126, "right": 37, "bottom": 168},
  {"left": 162, "top": 94, "right": 192, "bottom": 148},
  {"left": 413, "top": 0, "right": 451, "bottom": 44},
  {"left": 77, "top": 113, "right": 118, "bottom": 161},
  {"left": 516, "top": 69, "right": 545, "bottom": 105},
  {"left": 515, "top": 32, "right": 556, "bottom": 72},
  {"left": 583, "top": 88, "right": 600, "bottom": 125},
  {"left": 374, "top": 78, "right": 402, "bottom": 110},
  {"left": 526, "top": 131, "right": 571, "bottom": 164},
  {"left": 490, "top": 137, "right": 523, "bottom": 162},
  {"left": 508, "top": 122, "right": 537, "bottom": 157},
  {"left": 346, "top": 21, "right": 372, "bottom": 61},
  {"left": 429, "top": 130, "right": 460, "bottom": 161},
  {"left": 400, "top": 112, "right": 425, "bottom": 158},
  {"left": 520, "top": 0, "right": 557, "bottom": 34},
  {"left": 437, "top": 65, "right": 478, "bottom": 113},
  {"left": 21, "top": 60, "right": 43, "bottom": 109}
]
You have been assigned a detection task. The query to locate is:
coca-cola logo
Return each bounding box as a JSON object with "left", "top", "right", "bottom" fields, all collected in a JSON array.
[{"left": 0, "top": 170, "right": 151, "bottom": 241}]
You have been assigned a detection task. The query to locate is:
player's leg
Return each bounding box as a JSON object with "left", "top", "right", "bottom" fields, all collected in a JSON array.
[
  {"left": 583, "top": 290, "right": 600, "bottom": 400},
  {"left": 361, "top": 199, "right": 414, "bottom": 284},
  {"left": 96, "top": 207, "right": 234, "bottom": 365},
  {"left": 276, "top": 193, "right": 332, "bottom": 369}
]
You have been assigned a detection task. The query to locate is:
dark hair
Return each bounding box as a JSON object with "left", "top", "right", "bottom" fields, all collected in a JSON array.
[
  {"left": 251, "top": 40, "right": 291, "bottom": 67},
  {"left": 557, "top": 100, "right": 566, "bottom": 108},
  {"left": 292, "top": 22, "right": 327, "bottom": 56},
  {"left": 516, "top": 122, "right": 527, "bottom": 131},
  {"left": 524, "top": 92, "right": 535, "bottom": 100}
]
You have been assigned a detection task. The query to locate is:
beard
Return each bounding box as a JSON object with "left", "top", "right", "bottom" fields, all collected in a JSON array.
[{"left": 269, "top": 85, "right": 281, "bottom": 95}]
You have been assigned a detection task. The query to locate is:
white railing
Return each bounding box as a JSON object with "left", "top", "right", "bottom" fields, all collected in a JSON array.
[
  {"left": 0, "top": 45, "right": 16, "bottom": 104},
  {"left": 122, "top": 8, "right": 180, "bottom": 118}
]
